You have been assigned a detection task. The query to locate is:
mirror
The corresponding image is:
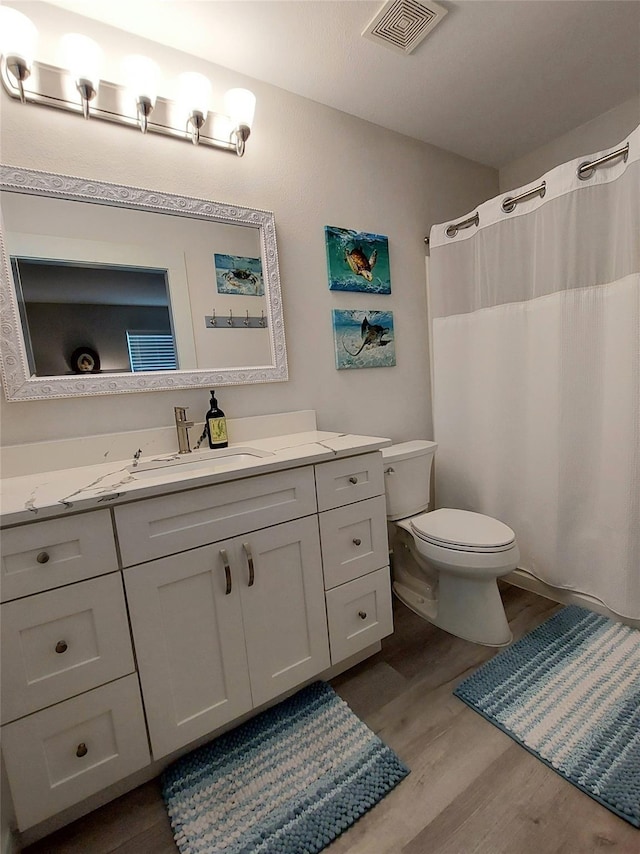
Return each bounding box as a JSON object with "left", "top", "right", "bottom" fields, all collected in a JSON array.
[{"left": 0, "top": 164, "right": 288, "bottom": 401}]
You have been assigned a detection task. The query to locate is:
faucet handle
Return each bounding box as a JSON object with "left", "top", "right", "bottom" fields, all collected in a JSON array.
[{"left": 174, "top": 406, "right": 192, "bottom": 424}]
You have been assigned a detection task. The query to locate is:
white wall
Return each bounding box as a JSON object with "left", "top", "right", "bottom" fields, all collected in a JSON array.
[
  {"left": 499, "top": 96, "right": 639, "bottom": 192},
  {"left": 0, "top": 1, "right": 498, "bottom": 448}
]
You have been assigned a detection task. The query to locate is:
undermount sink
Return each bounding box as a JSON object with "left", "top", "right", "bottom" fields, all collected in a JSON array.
[{"left": 128, "top": 446, "right": 274, "bottom": 478}]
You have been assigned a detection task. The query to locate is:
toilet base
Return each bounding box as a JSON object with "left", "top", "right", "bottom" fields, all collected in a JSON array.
[{"left": 393, "top": 576, "right": 512, "bottom": 647}]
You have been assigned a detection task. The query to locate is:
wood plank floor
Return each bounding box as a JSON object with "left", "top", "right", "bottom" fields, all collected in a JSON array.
[{"left": 22, "top": 586, "right": 639, "bottom": 854}]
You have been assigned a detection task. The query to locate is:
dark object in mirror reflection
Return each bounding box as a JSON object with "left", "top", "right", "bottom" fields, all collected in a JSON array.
[{"left": 70, "top": 347, "right": 101, "bottom": 374}]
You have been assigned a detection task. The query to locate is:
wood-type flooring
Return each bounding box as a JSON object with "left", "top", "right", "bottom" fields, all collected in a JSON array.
[{"left": 22, "top": 586, "right": 639, "bottom": 853}]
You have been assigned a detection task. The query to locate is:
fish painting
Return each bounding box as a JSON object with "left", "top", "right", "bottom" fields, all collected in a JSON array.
[
  {"left": 343, "top": 317, "right": 390, "bottom": 356},
  {"left": 325, "top": 226, "right": 391, "bottom": 293},
  {"left": 332, "top": 310, "right": 396, "bottom": 370}
]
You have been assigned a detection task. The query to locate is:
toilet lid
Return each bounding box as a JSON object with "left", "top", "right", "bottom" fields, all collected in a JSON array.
[{"left": 410, "top": 509, "right": 516, "bottom": 552}]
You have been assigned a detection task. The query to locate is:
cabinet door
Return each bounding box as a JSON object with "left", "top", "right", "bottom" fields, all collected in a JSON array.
[
  {"left": 238, "top": 516, "right": 330, "bottom": 707},
  {"left": 124, "top": 545, "right": 252, "bottom": 759}
]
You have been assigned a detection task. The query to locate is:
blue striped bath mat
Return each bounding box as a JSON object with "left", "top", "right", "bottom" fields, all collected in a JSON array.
[
  {"left": 161, "top": 681, "right": 409, "bottom": 853},
  {"left": 454, "top": 605, "right": 640, "bottom": 827}
]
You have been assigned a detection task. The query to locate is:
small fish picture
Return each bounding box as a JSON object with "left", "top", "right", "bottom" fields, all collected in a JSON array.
[
  {"left": 214, "top": 254, "right": 264, "bottom": 296},
  {"left": 325, "top": 225, "right": 391, "bottom": 294},
  {"left": 332, "top": 309, "right": 396, "bottom": 370}
]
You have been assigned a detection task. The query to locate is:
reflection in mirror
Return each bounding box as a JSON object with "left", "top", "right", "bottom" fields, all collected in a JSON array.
[
  {"left": 12, "top": 258, "right": 176, "bottom": 376},
  {"left": 0, "top": 165, "right": 287, "bottom": 401}
]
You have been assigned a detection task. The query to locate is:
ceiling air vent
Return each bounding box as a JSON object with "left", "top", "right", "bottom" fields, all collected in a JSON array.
[{"left": 362, "top": 0, "right": 448, "bottom": 55}]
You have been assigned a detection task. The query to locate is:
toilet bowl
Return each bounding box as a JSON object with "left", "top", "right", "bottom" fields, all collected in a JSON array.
[{"left": 383, "top": 442, "right": 519, "bottom": 646}]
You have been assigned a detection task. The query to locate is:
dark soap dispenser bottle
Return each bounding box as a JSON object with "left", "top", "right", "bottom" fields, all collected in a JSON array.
[{"left": 205, "top": 390, "right": 228, "bottom": 449}]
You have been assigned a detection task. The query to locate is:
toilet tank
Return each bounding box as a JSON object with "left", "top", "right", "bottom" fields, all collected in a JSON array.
[{"left": 381, "top": 440, "right": 438, "bottom": 521}]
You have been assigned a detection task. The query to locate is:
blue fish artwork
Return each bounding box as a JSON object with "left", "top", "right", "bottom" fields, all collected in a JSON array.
[
  {"left": 325, "top": 225, "right": 391, "bottom": 293},
  {"left": 332, "top": 310, "right": 396, "bottom": 370},
  {"left": 214, "top": 254, "right": 264, "bottom": 296}
]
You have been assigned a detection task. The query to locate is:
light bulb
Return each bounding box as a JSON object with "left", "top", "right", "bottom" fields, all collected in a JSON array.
[
  {"left": 176, "top": 72, "right": 211, "bottom": 144},
  {"left": 0, "top": 7, "right": 38, "bottom": 102},
  {"left": 58, "top": 33, "right": 103, "bottom": 118},
  {"left": 122, "top": 54, "right": 161, "bottom": 132},
  {"left": 59, "top": 33, "right": 103, "bottom": 86},
  {"left": 223, "top": 88, "right": 256, "bottom": 129},
  {"left": 223, "top": 88, "right": 256, "bottom": 156},
  {"left": 0, "top": 7, "right": 38, "bottom": 65}
]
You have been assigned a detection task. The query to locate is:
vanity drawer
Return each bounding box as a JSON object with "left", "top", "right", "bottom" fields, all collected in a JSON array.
[
  {"left": 0, "top": 510, "right": 118, "bottom": 602},
  {"left": 1, "top": 674, "right": 150, "bottom": 830},
  {"left": 325, "top": 567, "right": 393, "bottom": 665},
  {"left": 315, "top": 452, "right": 385, "bottom": 511},
  {"left": 319, "top": 495, "right": 389, "bottom": 589},
  {"left": 1, "top": 573, "right": 135, "bottom": 724},
  {"left": 114, "top": 466, "right": 317, "bottom": 566}
]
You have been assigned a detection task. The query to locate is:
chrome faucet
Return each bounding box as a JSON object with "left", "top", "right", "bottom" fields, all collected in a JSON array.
[{"left": 174, "top": 406, "right": 194, "bottom": 454}]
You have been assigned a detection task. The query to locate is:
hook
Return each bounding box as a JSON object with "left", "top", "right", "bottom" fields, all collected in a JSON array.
[
  {"left": 244, "top": 310, "right": 250, "bottom": 327},
  {"left": 260, "top": 310, "right": 266, "bottom": 328},
  {"left": 210, "top": 308, "right": 217, "bottom": 327},
  {"left": 227, "top": 308, "right": 233, "bottom": 327}
]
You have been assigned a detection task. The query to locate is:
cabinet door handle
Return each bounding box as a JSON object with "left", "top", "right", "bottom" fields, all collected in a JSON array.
[
  {"left": 219, "top": 548, "right": 232, "bottom": 595},
  {"left": 76, "top": 743, "right": 88, "bottom": 758},
  {"left": 352, "top": 538, "right": 362, "bottom": 546},
  {"left": 348, "top": 476, "right": 358, "bottom": 485},
  {"left": 358, "top": 611, "right": 367, "bottom": 620},
  {"left": 36, "top": 551, "right": 50, "bottom": 564},
  {"left": 55, "top": 640, "right": 68, "bottom": 654},
  {"left": 243, "top": 542, "right": 255, "bottom": 587}
]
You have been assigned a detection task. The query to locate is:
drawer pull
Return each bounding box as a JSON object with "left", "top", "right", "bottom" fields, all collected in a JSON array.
[
  {"left": 243, "top": 542, "right": 255, "bottom": 587},
  {"left": 219, "top": 548, "right": 232, "bottom": 595},
  {"left": 55, "top": 640, "right": 68, "bottom": 654},
  {"left": 384, "top": 466, "right": 395, "bottom": 475},
  {"left": 76, "top": 743, "right": 88, "bottom": 758},
  {"left": 36, "top": 551, "right": 50, "bottom": 564},
  {"left": 352, "top": 538, "right": 362, "bottom": 546},
  {"left": 358, "top": 611, "right": 367, "bottom": 620},
  {"left": 348, "top": 476, "right": 358, "bottom": 485}
]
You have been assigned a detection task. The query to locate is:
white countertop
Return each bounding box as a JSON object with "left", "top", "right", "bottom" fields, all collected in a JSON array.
[{"left": 0, "top": 431, "right": 391, "bottom": 526}]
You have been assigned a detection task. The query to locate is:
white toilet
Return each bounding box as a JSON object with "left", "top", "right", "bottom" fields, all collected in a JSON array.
[{"left": 382, "top": 441, "right": 519, "bottom": 646}]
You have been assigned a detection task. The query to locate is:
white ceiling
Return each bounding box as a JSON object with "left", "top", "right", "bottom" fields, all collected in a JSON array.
[{"left": 45, "top": 1, "right": 640, "bottom": 168}]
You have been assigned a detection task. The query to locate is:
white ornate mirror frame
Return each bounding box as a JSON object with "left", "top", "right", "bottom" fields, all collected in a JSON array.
[{"left": 0, "top": 164, "right": 288, "bottom": 401}]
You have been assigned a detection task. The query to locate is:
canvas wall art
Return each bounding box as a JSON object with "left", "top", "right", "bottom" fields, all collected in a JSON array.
[
  {"left": 332, "top": 310, "right": 396, "bottom": 370},
  {"left": 325, "top": 226, "right": 391, "bottom": 294},
  {"left": 214, "top": 254, "right": 264, "bottom": 296}
]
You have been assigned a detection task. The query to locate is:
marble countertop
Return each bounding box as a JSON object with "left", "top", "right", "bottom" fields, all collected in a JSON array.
[{"left": 0, "top": 431, "right": 391, "bottom": 526}]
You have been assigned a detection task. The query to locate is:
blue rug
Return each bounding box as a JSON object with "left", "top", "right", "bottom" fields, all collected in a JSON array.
[
  {"left": 454, "top": 605, "right": 640, "bottom": 827},
  {"left": 162, "top": 681, "right": 409, "bottom": 853}
]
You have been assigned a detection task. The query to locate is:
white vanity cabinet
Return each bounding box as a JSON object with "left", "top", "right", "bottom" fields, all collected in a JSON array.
[
  {"left": 124, "top": 514, "right": 329, "bottom": 759},
  {"left": 0, "top": 441, "right": 394, "bottom": 833}
]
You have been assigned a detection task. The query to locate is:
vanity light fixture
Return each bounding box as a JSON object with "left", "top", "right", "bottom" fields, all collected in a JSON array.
[
  {"left": 0, "top": 7, "right": 38, "bottom": 103},
  {"left": 0, "top": 13, "right": 256, "bottom": 156}
]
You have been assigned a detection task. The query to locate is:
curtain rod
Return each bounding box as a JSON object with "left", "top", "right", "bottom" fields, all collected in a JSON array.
[{"left": 424, "top": 138, "right": 632, "bottom": 244}]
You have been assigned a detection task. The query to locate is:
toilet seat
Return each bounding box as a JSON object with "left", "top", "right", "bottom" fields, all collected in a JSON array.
[{"left": 410, "top": 508, "right": 516, "bottom": 553}]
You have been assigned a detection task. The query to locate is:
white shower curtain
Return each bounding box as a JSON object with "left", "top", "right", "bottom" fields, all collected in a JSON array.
[{"left": 428, "top": 125, "right": 639, "bottom": 620}]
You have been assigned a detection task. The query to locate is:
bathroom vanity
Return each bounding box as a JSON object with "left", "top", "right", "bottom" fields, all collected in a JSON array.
[{"left": 0, "top": 422, "right": 393, "bottom": 833}]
